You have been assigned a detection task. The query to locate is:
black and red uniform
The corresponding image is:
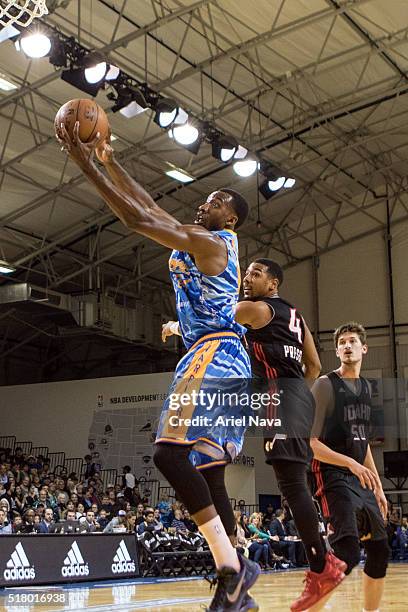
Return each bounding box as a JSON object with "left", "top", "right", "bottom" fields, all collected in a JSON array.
[
  {"left": 312, "top": 372, "right": 387, "bottom": 545},
  {"left": 245, "top": 295, "right": 314, "bottom": 464}
]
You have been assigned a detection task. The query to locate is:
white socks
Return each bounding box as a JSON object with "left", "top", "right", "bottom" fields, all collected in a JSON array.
[{"left": 198, "top": 515, "right": 240, "bottom": 572}]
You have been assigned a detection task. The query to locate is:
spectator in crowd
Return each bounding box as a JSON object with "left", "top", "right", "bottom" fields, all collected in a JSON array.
[
  {"left": 0, "top": 464, "right": 8, "bottom": 486},
  {"left": 33, "top": 489, "right": 51, "bottom": 511},
  {"left": 100, "top": 494, "right": 114, "bottom": 518},
  {"left": 267, "top": 508, "right": 297, "bottom": 567},
  {"left": 76, "top": 503, "right": 85, "bottom": 519},
  {"left": 125, "top": 511, "right": 137, "bottom": 533},
  {"left": 103, "top": 509, "right": 127, "bottom": 533},
  {"left": 22, "top": 509, "right": 36, "bottom": 533},
  {"left": 80, "top": 510, "right": 99, "bottom": 533},
  {"left": 152, "top": 508, "right": 164, "bottom": 532},
  {"left": 37, "top": 508, "right": 55, "bottom": 533},
  {"left": 170, "top": 509, "right": 188, "bottom": 535},
  {"left": 234, "top": 511, "right": 271, "bottom": 569},
  {"left": 0, "top": 508, "right": 12, "bottom": 534},
  {"left": 135, "top": 503, "right": 145, "bottom": 526},
  {"left": 33, "top": 514, "right": 41, "bottom": 530},
  {"left": 182, "top": 509, "right": 198, "bottom": 533},
  {"left": 122, "top": 466, "right": 136, "bottom": 501},
  {"left": 263, "top": 503, "right": 275, "bottom": 530},
  {"left": 13, "top": 514, "right": 24, "bottom": 534},
  {"left": 14, "top": 485, "right": 28, "bottom": 514},
  {"left": 83, "top": 455, "right": 96, "bottom": 480},
  {"left": 0, "top": 497, "right": 11, "bottom": 520},
  {"left": 137, "top": 508, "right": 156, "bottom": 535},
  {"left": 97, "top": 508, "right": 109, "bottom": 530},
  {"left": 157, "top": 493, "right": 172, "bottom": 527}
]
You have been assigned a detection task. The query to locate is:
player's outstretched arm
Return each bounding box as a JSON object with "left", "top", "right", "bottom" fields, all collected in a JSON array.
[
  {"left": 57, "top": 123, "right": 225, "bottom": 263},
  {"left": 234, "top": 300, "right": 272, "bottom": 328},
  {"left": 95, "top": 138, "right": 177, "bottom": 225}
]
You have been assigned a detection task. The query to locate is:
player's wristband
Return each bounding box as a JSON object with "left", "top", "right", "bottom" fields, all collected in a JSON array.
[{"left": 170, "top": 321, "right": 181, "bottom": 336}]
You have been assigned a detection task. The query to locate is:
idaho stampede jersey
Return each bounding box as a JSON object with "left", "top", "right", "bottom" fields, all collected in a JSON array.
[
  {"left": 316, "top": 371, "right": 371, "bottom": 471},
  {"left": 168, "top": 229, "right": 246, "bottom": 349},
  {"left": 245, "top": 296, "right": 305, "bottom": 379}
]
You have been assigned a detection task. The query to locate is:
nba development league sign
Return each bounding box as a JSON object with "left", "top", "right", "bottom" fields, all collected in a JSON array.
[{"left": 0, "top": 535, "right": 139, "bottom": 586}]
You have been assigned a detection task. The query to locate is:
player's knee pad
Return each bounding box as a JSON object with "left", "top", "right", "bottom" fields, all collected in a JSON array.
[
  {"left": 332, "top": 536, "right": 361, "bottom": 575},
  {"left": 364, "top": 538, "right": 389, "bottom": 579}
]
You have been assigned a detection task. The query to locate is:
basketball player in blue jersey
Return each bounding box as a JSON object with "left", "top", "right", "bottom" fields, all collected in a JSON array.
[{"left": 58, "top": 125, "right": 260, "bottom": 612}]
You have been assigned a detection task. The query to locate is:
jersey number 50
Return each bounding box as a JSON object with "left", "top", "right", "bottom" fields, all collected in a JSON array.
[{"left": 289, "top": 308, "right": 302, "bottom": 343}]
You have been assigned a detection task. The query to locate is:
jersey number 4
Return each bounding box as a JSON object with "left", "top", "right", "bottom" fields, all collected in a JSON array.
[{"left": 289, "top": 308, "right": 302, "bottom": 342}]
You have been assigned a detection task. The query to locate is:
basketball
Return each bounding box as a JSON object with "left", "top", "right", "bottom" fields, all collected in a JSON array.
[{"left": 54, "top": 99, "right": 109, "bottom": 144}]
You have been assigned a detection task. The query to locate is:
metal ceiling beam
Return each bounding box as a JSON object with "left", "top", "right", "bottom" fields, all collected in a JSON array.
[
  {"left": 155, "top": 0, "right": 374, "bottom": 91},
  {"left": 0, "top": 0, "right": 213, "bottom": 110}
]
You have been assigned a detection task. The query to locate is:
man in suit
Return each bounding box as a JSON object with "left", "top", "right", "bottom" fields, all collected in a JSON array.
[
  {"left": 37, "top": 508, "right": 55, "bottom": 534},
  {"left": 268, "top": 508, "right": 297, "bottom": 566}
]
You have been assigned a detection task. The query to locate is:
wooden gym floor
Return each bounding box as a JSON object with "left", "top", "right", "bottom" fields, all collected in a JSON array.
[{"left": 0, "top": 564, "right": 407, "bottom": 611}]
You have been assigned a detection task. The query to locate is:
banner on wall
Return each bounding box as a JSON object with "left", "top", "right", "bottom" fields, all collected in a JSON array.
[
  {"left": 0, "top": 534, "right": 139, "bottom": 587},
  {"left": 88, "top": 373, "right": 172, "bottom": 478}
]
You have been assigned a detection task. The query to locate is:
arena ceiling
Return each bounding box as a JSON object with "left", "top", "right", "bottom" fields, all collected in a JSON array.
[{"left": 1, "top": 0, "right": 408, "bottom": 380}]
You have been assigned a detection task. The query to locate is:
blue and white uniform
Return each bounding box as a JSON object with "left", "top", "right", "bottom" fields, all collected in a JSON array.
[{"left": 155, "top": 229, "right": 251, "bottom": 469}]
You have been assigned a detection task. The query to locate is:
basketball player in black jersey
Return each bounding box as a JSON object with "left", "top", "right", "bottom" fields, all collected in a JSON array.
[
  {"left": 163, "top": 258, "right": 346, "bottom": 611},
  {"left": 311, "top": 322, "right": 389, "bottom": 612},
  {"left": 234, "top": 259, "right": 346, "bottom": 611}
]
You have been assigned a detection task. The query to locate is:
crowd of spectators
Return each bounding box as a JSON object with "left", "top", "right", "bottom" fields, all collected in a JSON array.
[
  {"left": 1, "top": 446, "right": 405, "bottom": 574},
  {"left": 0, "top": 447, "right": 198, "bottom": 539}
]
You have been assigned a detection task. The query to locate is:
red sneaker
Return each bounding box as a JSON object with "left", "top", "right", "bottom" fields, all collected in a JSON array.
[
  {"left": 327, "top": 550, "right": 347, "bottom": 573},
  {"left": 290, "top": 552, "right": 346, "bottom": 612}
]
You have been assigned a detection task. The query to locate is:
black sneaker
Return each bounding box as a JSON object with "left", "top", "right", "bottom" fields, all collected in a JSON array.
[
  {"left": 240, "top": 592, "right": 259, "bottom": 611},
  {"left": 205, "top": 553, "right": 260, "bottom": 611}
]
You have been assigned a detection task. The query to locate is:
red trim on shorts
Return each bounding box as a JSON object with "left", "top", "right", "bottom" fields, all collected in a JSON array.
[
  {"left": 312, "top": 458, "right": 330, "bottom": 518},
  {"left": 253, "top": 341, "right": 278, "bottom": 425}
]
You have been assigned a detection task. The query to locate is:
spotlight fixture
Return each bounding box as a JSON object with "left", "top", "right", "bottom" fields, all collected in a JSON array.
[
  {"left": 259, "top": 179, "right": 281, "bottom": 200},
  {"left": 284, "top": 177, "right": 296, "bottom": 188},
  {"left": 233, "top": 158, "right": 258, "bottom": 177},
  {"left": 18, "top": 30, "right": 51, "bottom": 58},
  {"left": 212, "top": 135, "right": 238, "bottom": 162},
  {"left": 109, "top": 85, "right": 148, "bottom": 117},
  {"left": 61, "top": 66, "right": 103, "bottom": 96},
  {"left": 0, "top": 260, "right": 16, "bottom": 274},
  {"left": 154, "top": 97, "right": 188, "bottom": 128},
  {"left": 169, "top": 122, "right": 203, "bottom": 154}
]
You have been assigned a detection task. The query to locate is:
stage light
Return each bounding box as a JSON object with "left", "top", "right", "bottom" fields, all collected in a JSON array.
[
  {"left": 268, "top": 176, "right": 286, "bottom": 191},
  {"left": 110, "top": 86, "right": 148, "bottom": 117},
  {"left": 84, "top": 61, "right": 107, "bottom": 84},
  {"left": 233, "top": 145, "right": 249, "bottom": 160},
  {"left": 19, "top": 31, "right": 51, "bottom": 58},
  {"left": 154, "top": 98, "right": 188, "bottom": 128},
  {"left": 0, "top": 260, "right": 16, "bottom": 274},
  {"left": 233, "top": 158, "right": 258, "bottom": 177},
  {"left": 172, "top": 124, "right": 199, "bottom": 146},
  {"left": 284, "top": 177, "right": 296, "bottom": 188},
  {"left": 212, "top": 135, "right": 238, "bottom": 162},
  {"left": 61, "top": 67, "right": 103, "bottom": 97}
]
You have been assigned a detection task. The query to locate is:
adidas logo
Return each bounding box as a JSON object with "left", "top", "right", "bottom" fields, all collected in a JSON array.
[
  {"left": 3, "top": 542, "right": 35, "bottom": 581},
  {"left": 61, "top": 541, "right": 89, "bottom": 577},
  {"left": 111, "top": 540, "right": 136, "bottom": 574}
]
